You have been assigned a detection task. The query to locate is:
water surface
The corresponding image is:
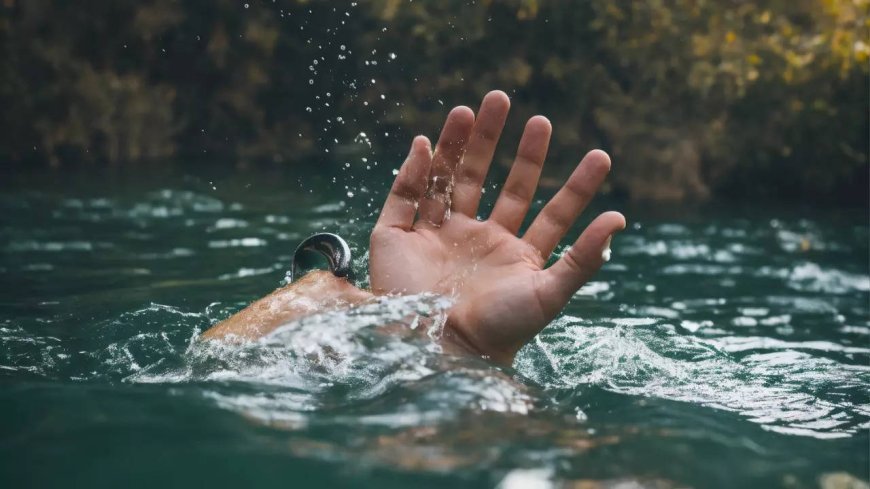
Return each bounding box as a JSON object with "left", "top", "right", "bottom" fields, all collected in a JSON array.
[{"left": 1, "top": 168, "right": 867, "bottom": 488}]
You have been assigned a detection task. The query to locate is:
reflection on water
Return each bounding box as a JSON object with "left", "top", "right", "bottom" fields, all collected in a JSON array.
[{"left": 0, "top": 184, "right": 867, "bottom": 488}]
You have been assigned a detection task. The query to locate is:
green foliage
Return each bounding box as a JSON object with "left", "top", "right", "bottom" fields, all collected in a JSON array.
[{"left": 0, "top": 0, "right": 866, "bottom": 203}]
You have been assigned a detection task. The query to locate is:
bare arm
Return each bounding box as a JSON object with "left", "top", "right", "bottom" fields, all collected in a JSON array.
[
  {"left": 202, "top": 91, "right": 624, "bottom": 367},
  {"left": 201, "top": 270, "right": 372, "bottom": 341}
]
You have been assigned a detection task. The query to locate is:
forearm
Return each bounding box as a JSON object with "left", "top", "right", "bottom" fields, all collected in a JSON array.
[
  {"left": 200, "top": 285, "right": 323, "bottom": 341},
  {"left": 201, "top": 272, "right": 509, "bottom": 366},
  {"left": 201, "top": 271, "right": 373, "bottom": 341}
]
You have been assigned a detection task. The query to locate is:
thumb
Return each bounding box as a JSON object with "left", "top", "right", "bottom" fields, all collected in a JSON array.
[{"left": 536, "top": 211, "right": 626, "bottom": 317}]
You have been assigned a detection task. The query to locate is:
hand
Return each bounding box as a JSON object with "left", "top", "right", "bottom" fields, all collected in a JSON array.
[{"left": 369, "top": 91, "right": 625, "bottom": 365}]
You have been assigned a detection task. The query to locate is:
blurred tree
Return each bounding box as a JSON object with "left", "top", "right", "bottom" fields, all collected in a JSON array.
[{"left": 0, "top": 0, "right": 866, "bottom": 203}]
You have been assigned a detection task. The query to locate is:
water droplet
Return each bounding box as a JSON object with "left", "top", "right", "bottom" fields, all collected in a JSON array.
[{"left": 354, "top": 132, "right": 372, "bottom": 148}]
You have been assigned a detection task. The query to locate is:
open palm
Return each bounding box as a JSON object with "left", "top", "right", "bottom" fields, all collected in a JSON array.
[{"left": 370, "top": 91, "right": 625, "bottom": 365}]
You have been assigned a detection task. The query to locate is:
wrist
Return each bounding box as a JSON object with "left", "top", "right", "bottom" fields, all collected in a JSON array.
[
  {"left": 296, "top": 270, "right": 372, "bottom": 304},
  {"left": 441, "top": 317, "right": 515, "bottom": 366}
]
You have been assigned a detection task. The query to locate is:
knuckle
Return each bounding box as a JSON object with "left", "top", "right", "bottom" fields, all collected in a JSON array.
[
  {"left": 542, "top": 209, "right": 572, "bottom": 231},
  {"left": 561, "top": 248, "right": 584, "bottom": 274}
]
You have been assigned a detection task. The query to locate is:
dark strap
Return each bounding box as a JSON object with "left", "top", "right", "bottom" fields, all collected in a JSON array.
[{"left": 290, "top": 233, "right": 354, "bottom": 283}]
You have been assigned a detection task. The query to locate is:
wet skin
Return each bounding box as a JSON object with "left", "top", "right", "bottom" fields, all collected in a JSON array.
[{"left": 203, "top": 91, "right": 625, "bottom": 365}]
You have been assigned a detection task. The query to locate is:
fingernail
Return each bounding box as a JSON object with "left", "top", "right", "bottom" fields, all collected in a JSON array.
[{"left": 601, "top": 235, "right": 613, "bottom": 262}]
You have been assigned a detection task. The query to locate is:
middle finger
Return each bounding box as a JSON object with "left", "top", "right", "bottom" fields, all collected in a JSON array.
[{"left": 450, "top": 90, "right": 510, "bottom": 218}]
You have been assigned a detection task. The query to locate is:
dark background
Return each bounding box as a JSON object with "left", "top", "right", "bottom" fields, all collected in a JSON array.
[{"left": 1, "top": 0, "right": 867, "bottom": 204}]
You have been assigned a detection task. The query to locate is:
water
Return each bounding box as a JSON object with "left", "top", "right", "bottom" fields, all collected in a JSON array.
[{"left": 1, "top": 169, "right": 867, "bottom": 488}]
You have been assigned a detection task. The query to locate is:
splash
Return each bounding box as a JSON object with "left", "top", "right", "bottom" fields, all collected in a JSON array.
[{"left": 517, "top": 315, "right": 870, "bottom": 439}]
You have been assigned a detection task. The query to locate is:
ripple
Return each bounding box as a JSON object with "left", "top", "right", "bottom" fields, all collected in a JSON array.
[
  {"left": 217, "top": 265, "right": 283, "bottom": 280},
  {"left": 517, "top": 317, "right": 870, "bottom": 439},
  {"left": 208, "top": 218, "right": 249, "bottom": 231},
  {"left": 208, "top": 237, "right": 268, "bottom": 248},
  {"left": 2, "top": 191, "right": 868, "bottom": 483},
  {"left": 5, "top": 240, "right": 109, "bottom": 252},
  {"left": 710, "top": 336, "right": 870, "bottom": 355},
  {"left": 787, "top": 262, "right": 870, "bottom": 294},
  {"left": 0, "top": 325, "right": 70, "bottom": 379}
]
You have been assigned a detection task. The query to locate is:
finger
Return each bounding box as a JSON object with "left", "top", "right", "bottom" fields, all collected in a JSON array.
[
  {"left": 488, "top": 115, "right": 551, "bottom": 234},
  {"left": 418, "top": 106, "right": 475, "bottom": 226},
  {"left": 522, "top": 149, "right": 611, "bottom": 257},
  {"left": 451, "top": 91, "right": 510, "bottom": 217},
  {"left": 536, "top": 211, "right": 626, "bottom": 316},
  {"left": 375, "top": 135, "right": 432, "bottom": 231}
]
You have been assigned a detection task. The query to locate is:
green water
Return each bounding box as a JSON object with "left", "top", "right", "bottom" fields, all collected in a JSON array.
[{"left": 1, "top": 168, "right": 868, "bottom": 488}]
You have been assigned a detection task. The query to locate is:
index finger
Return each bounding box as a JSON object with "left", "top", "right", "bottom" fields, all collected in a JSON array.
[{"left": 375, "top": 136, "right": 432, "bottom": 231}]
